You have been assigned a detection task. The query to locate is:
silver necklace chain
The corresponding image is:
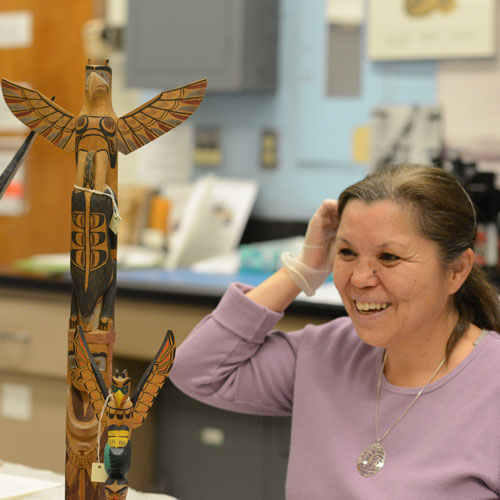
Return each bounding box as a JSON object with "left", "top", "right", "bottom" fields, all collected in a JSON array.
[
  {"left": 357, "top": 351, "right": 446, "bottom": 477},
  {"left": 375, "top": 351, "right": 446, "bottom": 443}
]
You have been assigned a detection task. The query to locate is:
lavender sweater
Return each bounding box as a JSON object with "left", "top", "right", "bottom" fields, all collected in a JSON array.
[{"left": 170, "top": 283, "right": 500, "bottom": 499}]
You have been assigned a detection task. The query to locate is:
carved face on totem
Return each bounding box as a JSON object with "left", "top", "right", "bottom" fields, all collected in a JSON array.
[
  {"left": 111, "top": 370, "right": 131, "bottom": 407},
  {"left": 85, "top": 59, "right": 112, "bottom": 95},
  {"left": 104, "top": 478, "right": 128, "bottom": 500}
]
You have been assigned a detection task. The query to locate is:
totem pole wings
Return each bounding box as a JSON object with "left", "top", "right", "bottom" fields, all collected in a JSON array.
[
  {"left": 130, "top": 330, "right": 177, "bottom": 427},
  {"left": 116, "top": 80, "right": 207, "bottom": 155},
  {"left": 1, "top": 78, "right": 207, "bottom": 154},
  {"left": 0, "top": 80, "right": 76, "bottom": 151},
  {"left": 72, "top": 326, "right": 109, "bottom": 416},
  {"left": 72, "top": 326, "right": 176, "bottom": 425}
]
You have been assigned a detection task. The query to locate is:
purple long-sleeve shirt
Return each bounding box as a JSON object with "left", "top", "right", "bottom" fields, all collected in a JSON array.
[{"left": 170, "top": 283, "right": 500, "bottom": 499}]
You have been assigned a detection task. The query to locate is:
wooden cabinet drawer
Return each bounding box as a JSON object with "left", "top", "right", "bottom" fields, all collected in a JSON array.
[
  {"left": 114, "top": 297, "right": 325, "bottom": 360},
  {"left": 114, "top": 298, "right": 213, "bottom": 359},
  {"left": 0, "top": 371, "right": 67, "bottom": 472},
  {"left": 0, "top": 289, "right": 69, "bottom": 378},
  {"left": 0, "top": 286, "right": 327, "bottom": 376}
]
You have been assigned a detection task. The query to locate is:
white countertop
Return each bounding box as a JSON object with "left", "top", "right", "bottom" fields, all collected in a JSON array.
[{"left": 0, "top": 461, "right": 178, "bottom": 500}]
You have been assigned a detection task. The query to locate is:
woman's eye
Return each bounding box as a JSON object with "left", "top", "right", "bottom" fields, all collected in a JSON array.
[
  {"left": 338, "top": 248, "right": 356, "bottom": 259},
  {"left": 380, "top": 253, "right": 399, "bottom": 263}
]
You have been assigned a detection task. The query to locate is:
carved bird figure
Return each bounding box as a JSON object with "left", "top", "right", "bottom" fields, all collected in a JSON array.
[
  {"left": 72, "top": 326, "right": 176, "bottom": 500},
  {"left": 1, "top": 60, "right": 207, "bottom": 332}
]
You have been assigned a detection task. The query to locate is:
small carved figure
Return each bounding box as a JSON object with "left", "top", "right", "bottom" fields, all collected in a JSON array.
[{"left": 72, "top": 326, "right": 176, "bottom": 500}]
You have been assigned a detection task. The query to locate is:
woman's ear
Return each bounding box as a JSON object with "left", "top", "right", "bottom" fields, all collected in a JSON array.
[{"left": 448, "top": 248, "right": 475, "bottom": 294}]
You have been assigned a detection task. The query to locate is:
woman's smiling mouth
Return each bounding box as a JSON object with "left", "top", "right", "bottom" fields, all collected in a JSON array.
[{"left": 354, "top": 301, "right": 391, "bottom": 314}]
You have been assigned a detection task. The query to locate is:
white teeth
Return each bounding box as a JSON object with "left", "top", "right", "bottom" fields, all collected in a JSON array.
[{"left": 355, "top": 301, "right": 390, "bottom": 312}]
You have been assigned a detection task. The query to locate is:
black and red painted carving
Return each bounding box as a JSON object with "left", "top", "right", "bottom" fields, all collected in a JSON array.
[
  {"left": 1, "top": 60, "right": 206, "bottom": 499},
  {"left": 73, "top": 326, "right": 175, "bottom": 500}
]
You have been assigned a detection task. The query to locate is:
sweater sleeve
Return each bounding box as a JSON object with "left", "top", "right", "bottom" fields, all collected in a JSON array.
[{"left": 169, "top": 282, "right": 300, "bottom": 416}]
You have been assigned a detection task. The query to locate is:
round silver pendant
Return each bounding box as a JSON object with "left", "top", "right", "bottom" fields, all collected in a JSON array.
[{"left": 357, "top": 443, "right": 386, "bottom": 477}]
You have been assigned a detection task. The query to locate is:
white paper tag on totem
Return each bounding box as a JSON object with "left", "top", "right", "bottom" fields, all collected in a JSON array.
[
  {"left": 109, "top": 212, "right": 121, "bottom": 234},
  {"left": 91, "top": 462, "right": 107, "bottom": 483}
]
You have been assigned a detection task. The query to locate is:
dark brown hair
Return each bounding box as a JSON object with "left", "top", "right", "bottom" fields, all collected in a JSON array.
[{"left": 337, "top": 163, "right": 500, "bottom": 357}]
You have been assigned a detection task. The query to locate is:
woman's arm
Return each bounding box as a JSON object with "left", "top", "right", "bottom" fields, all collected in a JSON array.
[
  {"left": 245, "top": 267, "right": 302, "bottom": 312},
  {"left": 171, "top": 200, "right": 338, "bottom": 414},
  {"left": 170, "top": 282, "right": 300, "bottom": 416}
]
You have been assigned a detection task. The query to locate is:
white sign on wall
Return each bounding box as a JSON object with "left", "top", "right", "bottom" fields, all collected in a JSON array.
[
  {"left": 368, "top": 0, "right": 496, "bottom": 60},
  {"left": 0, "top": 10, "right": 33, "bottom": 49}
]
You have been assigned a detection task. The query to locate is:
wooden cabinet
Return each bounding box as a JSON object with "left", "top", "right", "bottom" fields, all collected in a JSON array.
[
  {"left": 125, "top": 0, "right": 279, "bottom": 92},
  {"left": 0, "top": 283, "right": 327, "bottom": 375},
  {"left": 156, "top": 381, "right": 291, "bottom": 499},
  {"left": 0, "top": 0, "right": 95, "bottom": 266}
]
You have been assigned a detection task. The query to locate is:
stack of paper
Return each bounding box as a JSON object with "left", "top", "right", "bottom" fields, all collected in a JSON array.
[{"left": 0, "top": 472, "right": 62, "bottom": 499}]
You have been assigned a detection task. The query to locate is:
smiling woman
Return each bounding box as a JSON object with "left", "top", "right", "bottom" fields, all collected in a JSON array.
[
  {"left": 337, "top": 164, "right": 500, "bottom": 364},
  {"left": 334, "top": 196, "right": 470, "bottom": 385},
  {"left": 169, "top": 164, "right": 500, "bottom": 499}
]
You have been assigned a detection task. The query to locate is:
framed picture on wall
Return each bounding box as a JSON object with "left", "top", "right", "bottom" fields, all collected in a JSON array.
[{"left": 367, "top": 0, "right": 496, "bottom": 60}]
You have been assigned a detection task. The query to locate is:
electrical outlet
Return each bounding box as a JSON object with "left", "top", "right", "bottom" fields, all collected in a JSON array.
[{"left": 260, "top": 129, "right": 278, "bottom": 168}]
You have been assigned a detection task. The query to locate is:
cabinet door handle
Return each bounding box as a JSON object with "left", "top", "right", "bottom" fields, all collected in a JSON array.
[{"left": 0, "top": 331, "right": 31, "bottom": 343}]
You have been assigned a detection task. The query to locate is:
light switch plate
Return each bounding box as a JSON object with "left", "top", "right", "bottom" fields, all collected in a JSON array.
[{"left": 194, "top": 127, "right": 222, "bottom": 167}]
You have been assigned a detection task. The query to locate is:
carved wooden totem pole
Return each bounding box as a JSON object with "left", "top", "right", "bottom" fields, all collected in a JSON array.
[{"left": 1, "top": 60, "right": 207, "bottom": 499}]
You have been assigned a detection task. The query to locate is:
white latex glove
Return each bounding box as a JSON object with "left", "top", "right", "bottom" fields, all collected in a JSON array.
[{"left": 281, "top": 199, "right": 339, "bottom": 296}]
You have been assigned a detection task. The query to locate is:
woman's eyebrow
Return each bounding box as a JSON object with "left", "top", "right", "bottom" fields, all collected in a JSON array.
[
  {"left": 335, "top": 237, "right": 351, "bottom": 245},
  {"left": 335, "top": 237, "right": 409, "bottom": 250},
  {"left": 377, "top": 242, "right": 409, "bottom": 250}
]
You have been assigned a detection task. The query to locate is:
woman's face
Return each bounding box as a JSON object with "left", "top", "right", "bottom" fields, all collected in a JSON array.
[{"left": 333, "top": 199, "right": 457, "bottom": 351}]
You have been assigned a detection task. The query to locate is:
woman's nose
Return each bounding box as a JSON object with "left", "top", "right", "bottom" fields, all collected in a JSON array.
[{"left": 350, "top": 260, "right": 378, "bottom": 288}]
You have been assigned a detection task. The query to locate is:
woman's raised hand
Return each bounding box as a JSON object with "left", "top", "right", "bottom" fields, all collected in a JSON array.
[{"left": 281, "top": 199, "right": 339, "bottom": 296}]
